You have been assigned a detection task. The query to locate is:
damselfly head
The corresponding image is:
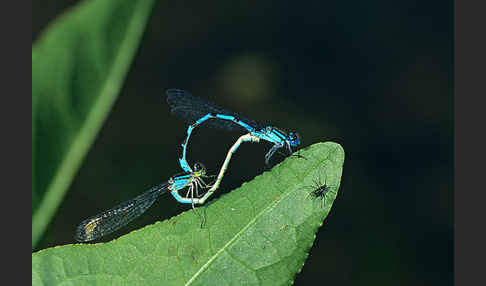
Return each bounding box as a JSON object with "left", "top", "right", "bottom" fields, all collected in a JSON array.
[
  {"left": 193, "top": 162, "right": 207, "bottom": 176},
  {"left": 288, "top": 131, "right": 301, "bottom": 147}
]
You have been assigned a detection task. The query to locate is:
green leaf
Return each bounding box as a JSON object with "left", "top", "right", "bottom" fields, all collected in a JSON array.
[
  {"left": 32, "top": 0, "right": 155, "bottom": 248},
  {"left": 32, "top": 142, "right": 344, "bottom": 285}
]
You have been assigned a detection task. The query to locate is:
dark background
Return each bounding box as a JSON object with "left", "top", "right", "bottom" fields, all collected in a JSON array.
[{"left": 33, "top": 1, "right": 453, "bottom": 285}]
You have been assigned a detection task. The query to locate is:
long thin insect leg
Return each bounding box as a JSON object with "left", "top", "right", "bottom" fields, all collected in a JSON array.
[
  {"left": 303, "top": 185, "right": 314, "bottom": 200},
  {"left": 199, "top": 177, "right": 213, "bottom": 187},
  {"left": 195, "top": 180, "right": 207, "bottom": 227},
  {"left": 273, "top": 145, "right": 305, "bottom": 160},
  {"left": 199, "top": 210, "right": 206, "bottom": 229},
  {"left": 286, "top": 141, "right": 306, "bottom": 160},
  {"left": 204, "top": 177, "right": 217, "bottom": 188},
  {"left": 287, "top": 142, "right": 293, "bottom": 155},
  {"left": 264, "top": 144, "right": 282, "bottom": 166},
  {"left": 193, "top": 179, "right": 200, "bottom": 197},
  {"left": 195, "top": 179, "right": 206, "bottom": 197},
  {"left": 321, "top": 174, "right": 328, "bottom": 208},
  {"left": 190, "top": 183, "right": 205, "bottom": 227},
  {"left": 195, "top": 180, "right": 202, "bottom": 197},
  {"left": 291, "top": 153, "right": 307, "bottom": 159}
]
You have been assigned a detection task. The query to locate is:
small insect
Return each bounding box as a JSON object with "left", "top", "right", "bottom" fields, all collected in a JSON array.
[
  {"left": 280, "top": 224, "right": 288, "bottom": 231},
  {"left": 303, "top": 170, "right": 331, "bottom": 208}
]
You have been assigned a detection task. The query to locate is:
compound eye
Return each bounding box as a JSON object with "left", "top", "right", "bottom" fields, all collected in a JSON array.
[
  {"left": 193, "top": 162, "right": 206, "bottom": 174},
  {"left": 290, "top": 132, "right": 301, "bottom": 145}
]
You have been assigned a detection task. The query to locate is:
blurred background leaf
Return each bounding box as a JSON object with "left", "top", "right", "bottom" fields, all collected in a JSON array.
[
  {"left": 32, "top": 142, "right": 344, "bottom": 285},
  {"left": 32, "top": 0, "right": 155, "bottom": 248}
]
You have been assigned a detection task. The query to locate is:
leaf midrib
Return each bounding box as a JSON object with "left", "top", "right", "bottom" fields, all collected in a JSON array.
[{"left": 184, "top": 154, "right": 327, "bottom": 285}]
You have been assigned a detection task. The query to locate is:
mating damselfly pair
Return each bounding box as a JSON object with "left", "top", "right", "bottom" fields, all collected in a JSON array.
[{"left": 75, "top": 89, "right": 301, "bottom": 242}]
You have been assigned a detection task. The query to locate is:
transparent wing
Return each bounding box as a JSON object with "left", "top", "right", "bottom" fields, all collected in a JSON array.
[
  {"left": 166, "top": 89, "right": 265, "bottom": 131},
  {"left": 75, "top": 183, "right": 168, "bottom": 242}
]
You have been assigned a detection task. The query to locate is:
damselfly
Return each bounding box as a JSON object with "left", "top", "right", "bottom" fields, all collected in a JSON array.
[
  {"left": 75, "top": 163, "right": 211, "bottom": 242},
  {"left": 166, "top": 89, "right": 301, "bottom": 172}
]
